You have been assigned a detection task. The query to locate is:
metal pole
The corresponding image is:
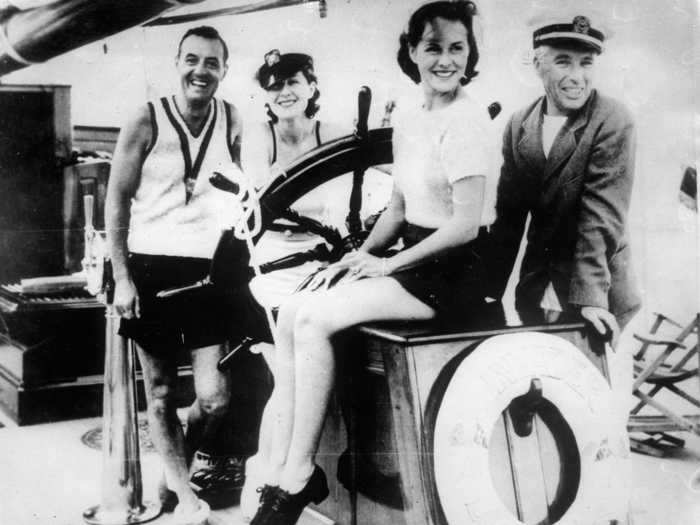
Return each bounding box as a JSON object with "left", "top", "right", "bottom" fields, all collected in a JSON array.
[
  {"left": 83, "top": 305, "right": 161, "bottom": 525},
  {"left": 80, "top": 188, "right": 160, "bottom": 524}
]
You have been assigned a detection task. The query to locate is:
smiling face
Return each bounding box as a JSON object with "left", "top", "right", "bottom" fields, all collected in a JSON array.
[
  {"left": 535, "top": 44, "right": 596, "bottom": 116},
  {"left": 409, "top": 17, "right": 470, "bottom": 98},
  {"left": 265, "top": 70, "right": 316, "bottom": 120},
  {"left": 176, "top": 35, "right": 227, "bottom": 106}
]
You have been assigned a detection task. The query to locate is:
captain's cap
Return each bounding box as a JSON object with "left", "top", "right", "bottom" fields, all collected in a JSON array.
[
  {"left": 256, "top": 50, "right": 315, "bottom": 90},
  {"left": 530, "top": 12, "right": 606, "bottom": 54}
]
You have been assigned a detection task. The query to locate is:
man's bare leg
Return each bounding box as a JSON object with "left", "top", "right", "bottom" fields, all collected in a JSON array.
[
  {"left": 136, "top": 344, "right": 201, "bottom": 513},
  {"left": 185, "top": 343, "right": 231, "bottom": 466}
]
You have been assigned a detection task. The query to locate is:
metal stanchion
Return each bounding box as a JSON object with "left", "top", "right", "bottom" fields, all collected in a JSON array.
[{"left": 81, "top": 194, "right": 161, "bottom": 525}]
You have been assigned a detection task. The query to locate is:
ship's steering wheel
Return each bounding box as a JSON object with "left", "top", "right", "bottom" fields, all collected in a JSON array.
[{"left": 208, "top": 88, "right": 500, "bottom": 293}]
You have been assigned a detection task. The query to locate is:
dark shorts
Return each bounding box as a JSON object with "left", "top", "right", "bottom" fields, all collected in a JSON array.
[
  {"left": 118, "top": 253, "right": 233, "bottom": 355},
  {"left": 390, "top": 223, "right": 488, "bottom": 316}
]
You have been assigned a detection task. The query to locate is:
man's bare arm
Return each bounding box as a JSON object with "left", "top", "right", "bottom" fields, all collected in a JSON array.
[{"left": 105, "top": 104, "right": 152, "bottom": 317}]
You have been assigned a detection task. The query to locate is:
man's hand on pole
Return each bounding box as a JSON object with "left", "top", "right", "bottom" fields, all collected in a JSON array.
[{"left": 114, "top": 278, "right": 140, "bottom": 319}]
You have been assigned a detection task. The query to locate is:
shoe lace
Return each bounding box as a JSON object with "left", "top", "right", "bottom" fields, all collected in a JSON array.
[
  {"left": 251, "top": 484, "right": 284, "bottom": 524},
  {"left": 257, "top": 484, "right": 276, "bottom": 505},
  {"left": 267, "top": 488, "right": 293, "bottom": 513}
]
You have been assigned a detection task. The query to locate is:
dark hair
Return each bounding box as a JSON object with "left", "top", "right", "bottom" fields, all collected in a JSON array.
[
  {"left": 255, "top": 51, "right": 320, "bottom": 122},
  {"left": 397, "top": 0, "right": 479, "bottom": 86},
  {"left": 178, "top": 26, "right": 229, "bottom": 63}
]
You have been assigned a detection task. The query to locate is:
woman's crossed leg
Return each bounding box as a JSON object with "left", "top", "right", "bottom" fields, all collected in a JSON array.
[{"left": 267, "top": 275, "right": 435, "bottom": 494}]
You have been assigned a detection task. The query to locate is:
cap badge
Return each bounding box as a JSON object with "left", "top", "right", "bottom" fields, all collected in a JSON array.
[
  {"left": 572, "top": 15, "right": 590, "bottom": 34},
  {"left": 264, "top": 49, "right": 281, "bottom": 67}
]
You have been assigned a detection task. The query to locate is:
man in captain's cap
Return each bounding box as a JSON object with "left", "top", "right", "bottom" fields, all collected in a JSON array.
[{"left": 488, "top": 11, "right": 641, "bottom": 344}]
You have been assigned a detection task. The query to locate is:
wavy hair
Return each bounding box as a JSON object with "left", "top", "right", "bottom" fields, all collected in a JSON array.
[{"left": 397, "top": 0, "right": 479, "bottom": 86}]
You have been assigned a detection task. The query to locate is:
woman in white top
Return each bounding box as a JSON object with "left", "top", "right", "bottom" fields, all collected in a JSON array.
[{"left": 246, "top": 2, "right": 494, "bottom": 524}]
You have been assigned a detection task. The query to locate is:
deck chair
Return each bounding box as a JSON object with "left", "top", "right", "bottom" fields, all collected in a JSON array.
[{"left": 627, "top": 312, "right": 700, "bottom": 456}]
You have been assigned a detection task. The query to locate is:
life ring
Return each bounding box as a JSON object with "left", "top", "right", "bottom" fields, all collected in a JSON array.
[{"left": 433, "top": 332, "right": 630, "bottom": 525}]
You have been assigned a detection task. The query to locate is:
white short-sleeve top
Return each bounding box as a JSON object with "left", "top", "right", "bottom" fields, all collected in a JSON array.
[{"left": 392, "top": 92, "right": 496, "bottom": 228}]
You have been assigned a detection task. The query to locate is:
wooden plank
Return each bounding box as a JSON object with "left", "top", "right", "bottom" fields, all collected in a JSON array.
[
  {"left": 19, "top": 275, "right": 87, "bottom": 295},
  {"left": 490, "top": 413, "right": 519, "bottom": 518},
  {"left": 382, "top": 343, "right": 432, "bottom": 525},
  {"left": 628, "top": 414, "right": 700, "bottom": 433},
  {"left": 52, "top": 85, "right": 72, "bottom": 160},
  {"left": 300, "top": 507, "right": 336, "bottom": 524},
  {"left": 361, "top": 322, "right": 586, "bottom": 346},
  {"left": 503, "top": 411, "right": 550, "bottom": 523},
  {"left": 634, "top": 392, "right": 698, "bottom": 431},
  {"left": 73, "top": 125, "right": 120, "bottom": 154}
]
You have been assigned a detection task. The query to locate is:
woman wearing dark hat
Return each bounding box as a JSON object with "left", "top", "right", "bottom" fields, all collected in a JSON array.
[
  {"left": 243, "top": 49, "right": 348, "bottom": 309},
  {"left": 238, "top": 47, "right": 396, "bottom": 519},
  {"left": 246, "top": 2, "right": 495, "bottom": 524},
  {"left": 189, "top": 49, "right": 355, "bottom": 514},
  {"left": 235, "top": 50, "right": 347, "bottom": 518}
]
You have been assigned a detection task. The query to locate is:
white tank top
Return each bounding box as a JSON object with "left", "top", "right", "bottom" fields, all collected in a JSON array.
[{"left": 128, "top": 96, "right": 241, "bottom": 259}]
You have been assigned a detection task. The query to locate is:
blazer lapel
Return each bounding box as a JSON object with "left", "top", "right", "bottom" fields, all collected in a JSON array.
[
  {"left": 543, "top": 91, "right": 596, "bottom": 183},
  {"left": 517, "top": 97, "right": 546, "bottom": 174}
]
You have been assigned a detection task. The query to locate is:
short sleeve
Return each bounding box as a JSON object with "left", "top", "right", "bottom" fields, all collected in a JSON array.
[{"left": 440, "top": 109, "right": 491, "bottom": 184}]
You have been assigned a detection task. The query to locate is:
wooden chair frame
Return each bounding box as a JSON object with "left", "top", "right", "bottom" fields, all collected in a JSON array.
[{"left": 628, "top": 312, "right": 700, "bottom": 455}]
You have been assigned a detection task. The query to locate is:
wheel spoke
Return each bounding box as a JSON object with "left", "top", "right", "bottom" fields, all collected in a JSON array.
[
  {"left": 209, "top": 128, "right": 394, "bottom": 289},
  {"left": 277, "top": 208, "right": 343, "bottom": 249},
  {"left": 258, "top": 243, "right": 333, "bottom": 274},
  {"left": 346, "top": 166, "right": 366, "bottom": 235}
]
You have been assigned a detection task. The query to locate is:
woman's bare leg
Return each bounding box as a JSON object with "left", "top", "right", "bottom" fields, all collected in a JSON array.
[
  {"left": 241, "top": 293, "right": 313, "bottom": 519},
  {"left": 266, "top": 293, "right": 311, "bottom": 479},
  {"left": 240, "top": 343, "right": 276, "bottom": 520},
  {"left": 279, "top": 278, "right": 435, "bottom": 492}
]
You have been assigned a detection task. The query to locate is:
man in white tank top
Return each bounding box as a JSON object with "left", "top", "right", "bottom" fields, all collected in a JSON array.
[{"left": 106, "top": 26, "right": 242, "bottom": 522}]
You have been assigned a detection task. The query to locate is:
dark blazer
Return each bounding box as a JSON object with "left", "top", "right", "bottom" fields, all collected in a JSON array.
[{"left": 488, "top": 90, "right": 641, "bottom": 319}]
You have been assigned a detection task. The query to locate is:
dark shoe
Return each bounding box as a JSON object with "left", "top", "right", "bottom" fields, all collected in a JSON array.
[
  {"left": 190, "top": 454, "right": 246, "bottom": 493},
  {"left": 250, "top": 466, "right": 329, "bottom": 525},
  {"left": 190, "top": 455, "right": 246, "bottom": 510},
  {"left": 241, "top": 476, "right": 273, "bottom": 520},
  {"left": 248, "top": 484, "right": 277, "bottom": 524},
  {"left": 159, "top": 487, "right": 179, "bottom": 513}
]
